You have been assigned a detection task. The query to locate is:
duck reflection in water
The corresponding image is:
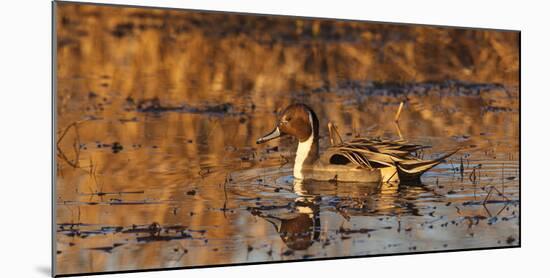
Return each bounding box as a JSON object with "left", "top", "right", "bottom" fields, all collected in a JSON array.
[
  {"left": 249, "top": 179, "right": 438, "bottom": 251},
  {"left": 250, "top": 180, "right": 321, "bottom": 250}
]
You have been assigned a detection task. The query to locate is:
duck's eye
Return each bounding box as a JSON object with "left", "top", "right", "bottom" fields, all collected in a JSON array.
[
  {"left": 280, "top": 117, "right": 291, "bottom": 124},
  {"left": 286, "top": 117, "right": 292, "bottom": 122}
]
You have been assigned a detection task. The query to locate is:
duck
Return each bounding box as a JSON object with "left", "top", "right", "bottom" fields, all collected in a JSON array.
[{"left": 256, "top": 103, "right": 457, "bottom": 183}]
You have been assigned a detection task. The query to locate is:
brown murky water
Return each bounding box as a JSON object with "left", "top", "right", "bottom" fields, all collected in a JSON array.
[{"left": 54, "top": 3, "right": 519, "bottom": 276}]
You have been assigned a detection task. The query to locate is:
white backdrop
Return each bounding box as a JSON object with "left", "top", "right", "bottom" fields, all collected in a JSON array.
[{"left": 0, "top": 0, "right": 547, "bottom": 277}]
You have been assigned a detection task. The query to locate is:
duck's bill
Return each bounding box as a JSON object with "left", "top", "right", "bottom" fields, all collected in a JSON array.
[{"left": 256, "top": 127, "right": 282, "bottom": 144}]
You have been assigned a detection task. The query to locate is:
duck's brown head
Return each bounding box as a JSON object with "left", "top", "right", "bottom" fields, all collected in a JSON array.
[{"left": 256, "top": 104, "right": 319, "bottom": 144}]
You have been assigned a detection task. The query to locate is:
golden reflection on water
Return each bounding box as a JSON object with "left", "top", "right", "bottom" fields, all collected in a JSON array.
[{"left": 55, "top": 3, "right": 519, "bottom": 275}]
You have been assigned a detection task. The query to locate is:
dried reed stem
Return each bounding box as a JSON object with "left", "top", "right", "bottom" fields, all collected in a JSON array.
[
  {"left": 328, "top": 122, "right": 343, "bottom": 146},
  {"left": 56, "top": 121, "right": 83, "bottom": 168},
  {"left": 394, "top": 101, "right": 404, "bottom": 123}
]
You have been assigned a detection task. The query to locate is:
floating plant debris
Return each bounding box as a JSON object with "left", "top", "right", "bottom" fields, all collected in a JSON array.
[{"left": 135, "top": 98, "right": 233, "bottom": 115}]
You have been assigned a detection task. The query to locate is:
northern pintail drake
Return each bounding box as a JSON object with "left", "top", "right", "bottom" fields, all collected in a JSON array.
[{"left": 256, "top": 103, "right": 457, "bottom": 183}]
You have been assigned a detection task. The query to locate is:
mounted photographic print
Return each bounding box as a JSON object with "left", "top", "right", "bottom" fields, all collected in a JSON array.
[{"left": 53, "top": 1, "right": 520, "bottom": 276}]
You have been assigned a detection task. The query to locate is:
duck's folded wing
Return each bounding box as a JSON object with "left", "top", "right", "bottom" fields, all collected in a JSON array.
[
  {"left": 323, "top": 137, "right": 428, "bottom": 168},
  {"left": 347, "top": 138, "right": 428, "bottom": 156},
  {"left": 324, "top": 145, "right": 405, "bottom": 168}
]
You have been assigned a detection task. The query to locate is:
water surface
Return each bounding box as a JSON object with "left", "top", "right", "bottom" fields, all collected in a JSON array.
[{"left": 55, "top": 3, "right": 519, "bottom": 275}]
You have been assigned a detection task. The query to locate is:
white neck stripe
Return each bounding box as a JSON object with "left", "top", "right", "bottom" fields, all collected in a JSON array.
[{"left": 293, "top": 112, "right": 314, "bottom": 180}]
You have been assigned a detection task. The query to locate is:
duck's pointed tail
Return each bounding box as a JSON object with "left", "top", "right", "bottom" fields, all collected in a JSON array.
[{"left": 395, "top": 149, "right": 459, "bottom": 182}]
